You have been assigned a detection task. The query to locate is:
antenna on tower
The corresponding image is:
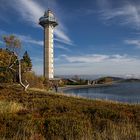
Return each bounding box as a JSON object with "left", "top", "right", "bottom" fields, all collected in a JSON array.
[{"left": 47, "top": 0, "right": 50, "bottom": 10}]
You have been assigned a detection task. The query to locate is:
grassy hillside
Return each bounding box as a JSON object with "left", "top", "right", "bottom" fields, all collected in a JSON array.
[{"left": 0, "top": 84, "right": 140, "bottom": 140}]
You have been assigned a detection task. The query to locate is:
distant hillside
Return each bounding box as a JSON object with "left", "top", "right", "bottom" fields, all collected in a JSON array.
[{"left": 95, "top": 76, "right": 124, "bottom": 84}]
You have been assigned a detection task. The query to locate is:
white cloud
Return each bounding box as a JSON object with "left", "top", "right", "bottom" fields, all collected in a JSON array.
[
  {"left": 125, "top": 39, "right": 140, "bottom": 48},
  {"left": 55, "top": 53, "right": 140, "bottom": 75},
  {"left": 58, "top": 54, "right": 135, "bottom": 63},
  {"left": 28, "top": 52, "right": 140, "bottom": 76},
  {"left": 98, "top": 0, "right": 140, "bottom": 29},
  {"left": 12, "top": 0, "right": 44, "bottom": 26},
  {"left": 9, "top": 0, "right": 73, "bottom": 46},
  {"left": 55, "top": 44, "right": 70, "bottom": 52},
  {"left": 54, "top": 29, "right": 73, "bottom": 46},
  {"left": 54, "top": 38, "right": 74, "bottom": 46}
]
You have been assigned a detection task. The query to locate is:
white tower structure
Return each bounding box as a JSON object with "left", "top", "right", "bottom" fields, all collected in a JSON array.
[{"left": 39, "top": 10, "right": 58, "bottom": 79}]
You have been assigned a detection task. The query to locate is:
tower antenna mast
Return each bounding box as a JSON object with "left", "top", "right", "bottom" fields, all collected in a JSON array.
[{"left": 47, "top": 0, "right": 50, "bottom": 10}]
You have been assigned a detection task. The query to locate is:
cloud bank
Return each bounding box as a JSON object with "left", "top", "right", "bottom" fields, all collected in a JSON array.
[
  {"left": 55, "top": 53, "right": 140, "bottom": 75},
  {"left": 125, "top": 39, "right": 140, "bottom": 48}
]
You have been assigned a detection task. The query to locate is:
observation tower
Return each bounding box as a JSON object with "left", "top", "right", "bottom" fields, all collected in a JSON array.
[{"left": 39, "top": 10, "right": 58, "bottom": 79}]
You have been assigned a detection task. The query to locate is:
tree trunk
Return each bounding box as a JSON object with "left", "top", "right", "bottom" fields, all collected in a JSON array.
[
  {"left": 7, "top": 52, "right": 29, "bottom": 91},
  {"left": 18, "top": 59, "right": 29, "bottom": 91}
]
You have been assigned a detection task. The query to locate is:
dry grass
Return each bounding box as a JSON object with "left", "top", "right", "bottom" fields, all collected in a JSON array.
[
  {"left": 0, "top": 101, "right": 24, "bottom": 114},
  {"left": 0, "top": 84, "right": 140, "bottom": 140}
]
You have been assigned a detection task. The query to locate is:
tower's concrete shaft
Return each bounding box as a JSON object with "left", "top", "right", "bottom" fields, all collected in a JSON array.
[{"left": 39, "top": 10, "right": 58, "bottom": 79}]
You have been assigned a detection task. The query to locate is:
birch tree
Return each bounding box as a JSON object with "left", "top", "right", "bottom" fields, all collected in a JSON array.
[{"left": 3, "top": 35, "right": 29, "bottom": 91}]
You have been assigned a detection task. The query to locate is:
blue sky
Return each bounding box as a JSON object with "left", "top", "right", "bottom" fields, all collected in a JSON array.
[{"left": 0, "top": 0, "right": 140, "bottom": 77}]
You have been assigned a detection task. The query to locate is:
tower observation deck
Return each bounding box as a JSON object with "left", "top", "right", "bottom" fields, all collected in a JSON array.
[{"left": 39, "top": 10, "right": 58, "bottom": 79}]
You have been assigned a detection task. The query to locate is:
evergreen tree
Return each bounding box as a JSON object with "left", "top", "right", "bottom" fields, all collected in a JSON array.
[{"left": 21, "top": 51, "right": 32, "bottom": 72}]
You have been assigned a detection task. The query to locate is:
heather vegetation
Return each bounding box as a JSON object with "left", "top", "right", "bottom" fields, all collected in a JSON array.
[{"left": 0, "top": 84, "right": 140, "bottom": 140}]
